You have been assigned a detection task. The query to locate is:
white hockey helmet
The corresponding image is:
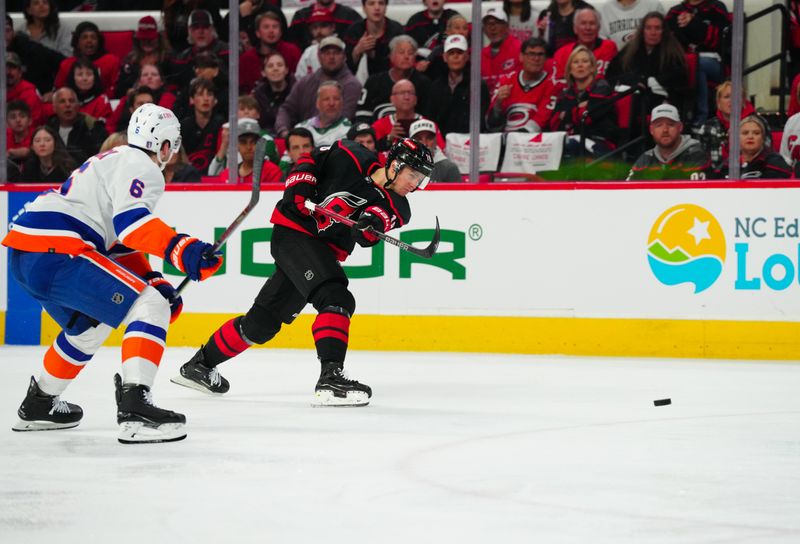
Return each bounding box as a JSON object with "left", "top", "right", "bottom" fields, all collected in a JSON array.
[{"left": 127, "top": 103, "right": 182, "bottom": 170}]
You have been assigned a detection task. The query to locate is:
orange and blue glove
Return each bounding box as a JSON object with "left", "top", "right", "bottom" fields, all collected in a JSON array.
[{"left": 165, "top": 234, "right": 223, "bottom": 281}]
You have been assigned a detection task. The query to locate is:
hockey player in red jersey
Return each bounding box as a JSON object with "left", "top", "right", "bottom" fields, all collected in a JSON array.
[
  {"left": 3, "top": 103, "right": 223, "bottom": 443},
  {"left": 173, "top": 137, "right": 434, "bottom": 406},
  {"left": 487, "top": 37, "right": 556, "bottom": 133}
]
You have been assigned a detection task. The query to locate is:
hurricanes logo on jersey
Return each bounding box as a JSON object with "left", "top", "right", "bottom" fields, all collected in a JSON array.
[
  {"left": 313, "top": 192, "right": 368, "bottom": 232},
  {"left": 506, "top": 104, "right": 541, "bottom": 132}
]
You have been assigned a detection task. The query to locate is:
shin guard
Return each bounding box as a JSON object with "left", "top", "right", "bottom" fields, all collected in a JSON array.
[
  {"left": 203, "top": 317, "right": 253, "bottom": 366},
  {"left": 312, "top": 306, "right": 351, "bottom": 364}
]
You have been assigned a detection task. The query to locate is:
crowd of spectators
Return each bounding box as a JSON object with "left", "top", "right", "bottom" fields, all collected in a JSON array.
[{"left": 4, "top": 0, "right": 800, "bottom": 185}]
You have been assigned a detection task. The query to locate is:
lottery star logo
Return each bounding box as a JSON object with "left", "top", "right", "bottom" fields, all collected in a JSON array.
[{"left": 647, "top": 204, "right": 726, "bottom": 293}]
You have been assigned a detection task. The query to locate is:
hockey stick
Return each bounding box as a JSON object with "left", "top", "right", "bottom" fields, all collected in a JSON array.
[
  {"left": 175, "top": 137, "right": 267, "bottom": 294},
  {"left": 305, "top": 201, "right": 440, "bottom": 258}
]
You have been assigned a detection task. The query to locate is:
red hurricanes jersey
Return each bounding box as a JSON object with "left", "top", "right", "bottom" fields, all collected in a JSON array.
[
  {"left": 551, "top": 39, "right": 618, "bottom": 83},
  {"left": 490, "top": 70, "right": 557, "bottom": 132}
]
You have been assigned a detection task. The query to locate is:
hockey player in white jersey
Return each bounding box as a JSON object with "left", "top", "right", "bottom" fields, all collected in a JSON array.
[{"left": 2, "top": 103, "right": 223, "bottom": 444}]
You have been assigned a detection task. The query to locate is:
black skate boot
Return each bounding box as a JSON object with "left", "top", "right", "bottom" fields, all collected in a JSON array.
[
  {"left": 12, "top": 377, "right": 83, "bottom": 431},
  {"left": 114, "top": 374, "right": 186, "bottom": 444},
  {"left": 170, "top": 349, "right": 229, "bottom": 395},
  {"left": 313, "top": 361, "right": 372, "bottom": 407}
]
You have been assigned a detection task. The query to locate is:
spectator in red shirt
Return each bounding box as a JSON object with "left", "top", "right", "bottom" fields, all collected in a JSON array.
[
  {"left": 6, "top": 51, "right": 44, "bottom": 127},
  {"left": 481, "top": 7, "right": 523, "bottom": 93},
  {"left": 239, "top": 11, "right": 302, "bottom": 94},
  {"left": 54, "top": 22, "right": 121, "bottom": 98},
  {"left": 537, "top": 0, "right": 591, "bottom": 55},
  {"left": 487, "top": 37, "right": 556, "bottom": 133},
  {"left": 7, "top": 100, "right": 34, "bottom": 167},
  {"left": 288, "top": 0, "right": 363, "bottom": 51},
  {"left": 551, "top": 8, "right": 617, "bottom": 84},
  {"left": 65, "top": 59, "right": 112, "bottom": 124}
]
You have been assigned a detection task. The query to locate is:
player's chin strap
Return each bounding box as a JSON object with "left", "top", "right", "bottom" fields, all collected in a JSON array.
[
  {"left": 384, "top": 160, "right": 430, "bottom": 192},
  {"left": 384, "top": 160, "right": 403, "bottom": 189}
]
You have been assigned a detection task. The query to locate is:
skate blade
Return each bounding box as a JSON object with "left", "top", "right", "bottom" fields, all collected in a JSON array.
[
  {"left": 311, "top": 390, "right": 370, "bottom": 407},
  {"left": 12, "top": 419, "right": 80, "bottom": 432},
  {"left": 118, "top": 421, "right": 187, "bottom": 444},
  {"left": 170, "top": 374, "right": 225, "bottom": 396}
]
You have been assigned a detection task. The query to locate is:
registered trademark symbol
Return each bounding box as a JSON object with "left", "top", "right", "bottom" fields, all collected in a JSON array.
[{"left": 469, "top": 224, "right": 483, "bottom": 241}]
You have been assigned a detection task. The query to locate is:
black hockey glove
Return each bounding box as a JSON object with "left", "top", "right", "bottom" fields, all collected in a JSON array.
[{"left": 352, "top": 212, "right": 383, "bottom": 247}]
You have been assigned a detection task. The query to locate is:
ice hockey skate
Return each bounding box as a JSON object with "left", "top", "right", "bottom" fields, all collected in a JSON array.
[
  {"left": 312, "top": 361, "right": 372, "bottom": 407},
  {"left": 170, "top": 349, "right": 230, "bottom": 395},
  {"left": 12, "top": 376, "right": 83, "bottom": 431},
  {"left": 114, "top": 374, "right": 186, "bottom": 444}
]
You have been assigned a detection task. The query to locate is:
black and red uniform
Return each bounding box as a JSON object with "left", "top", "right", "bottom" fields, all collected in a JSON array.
[{"left": 196, "top": 139, "right": 410, "bottom": 370}]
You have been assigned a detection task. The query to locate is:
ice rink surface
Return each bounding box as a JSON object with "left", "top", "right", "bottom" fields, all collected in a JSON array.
[{"left": 0, "top": 346, "right": 799, "bottom": 544}]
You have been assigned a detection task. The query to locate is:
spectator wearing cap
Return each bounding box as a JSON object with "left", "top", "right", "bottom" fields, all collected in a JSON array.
[
  {"left": 209, "top": 95, "right": 279, "bottom": 177},
  {"left": 405, "top": 0, "right": 459, "bottom": 51},
  {"left": 239, "top": 11, "right": 301, "bottom": 95},
  {"left": 274, "top": 35, "right": 362, "bottom": 139},
  {"left": 294, "top": 8, "right": 338, "bottom": 80},
  {"left": 409, "top": 118, "right": 461, "bottom": 182},
  {"left": 295, "top": 80, "right": 353, "bottom": 147},
  {"left": 417, "top": 13, "right": 470, "bottom": 83},
  {"left": 218, "top": 117, "right": 283, "bottom": 184},
  {"left": 715, "top": 115, "right": 791, "bottom": 180},
  {"left": 627, "top": 104, "right": 709, "bottom": 181},
  {"left": 6, "top": 14, "right": 65, "bottom": 96},
  {"left": 551, "top": 8, "right": 617, "bottom": 84},
  {"left": 347, "top": 122, "right": 378, "bottom": 152},
  {"left": 115, "top": 15, "right": 173, "bottom": 100},
  {"left": 46, "top": 87, "right": 108, "bottom": 166},
  {"left": 371, "top": 79, "right": 444, "bottom": 152},
  {"left": 426, "top": 34, "right": 489, "bottom": 136},
  {"left": 487, "top": 37, "right": 556, "bottom": 133},
  {"left": 481, "top": 7, "right": 523, "bottom": 93},
  {"left": 278, "top": 127, "right": 315, "bottom": 178},
  {"left": 356, "top": 35, "right": 432, "bottom": 123},
  {"left": 253, "top": 52, "right": 296, "bottom": 135},
  {"left": 288, "top": 0, "right": 363, "bottom": 51},
  {"left": 20, "top": 0, "right": 71, "bottom": 57},
  {"left": 169, "top": 9, "right": 230, "bottom": 90},
  {"left": 54, "top": 22, "right": 121, "bottom": 98},
  {"left": 6, "top": 52, "right": 45, "bottom": 127},
  {"left": 162, "top": 0, "right": 223, "bottom": 53},
  {"left": 343, "top": 0, "right": 405, "bottom": 83}
]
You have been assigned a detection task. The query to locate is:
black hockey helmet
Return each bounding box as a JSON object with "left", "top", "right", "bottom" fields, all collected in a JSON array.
[{"left": 386, "top": 137, "right": 434, "bottom": 191}]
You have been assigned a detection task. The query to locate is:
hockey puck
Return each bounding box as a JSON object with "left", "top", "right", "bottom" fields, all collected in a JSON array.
[{"left": 653, "top": 398, "right": 671, "bottom": 406}]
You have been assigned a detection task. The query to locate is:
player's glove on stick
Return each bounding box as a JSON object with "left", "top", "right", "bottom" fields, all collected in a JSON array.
[
  {"left": 143, "top": 271, "right": 183, "bottom": 323},
  {"left": 283, "top": 171, "right": 317, "bottom": 216},
  {"left": 166, "top": 234, "right": 223, "bottom": 281},
  {"left": 352, "top": 211, "right": 384, "bottom": 247}
]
